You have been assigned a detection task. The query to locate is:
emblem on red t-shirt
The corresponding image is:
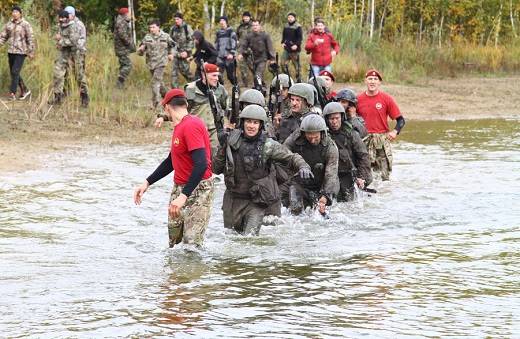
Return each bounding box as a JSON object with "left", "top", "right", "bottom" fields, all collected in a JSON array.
[
  {"left": 375, "top": 102, "right": 383, "bottom": 110},
  {"left": 173, "top": 137, "right": 180, "bottom": 146}
]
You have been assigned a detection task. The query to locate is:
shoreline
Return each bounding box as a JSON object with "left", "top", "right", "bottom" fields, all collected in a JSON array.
[{"left": 1, "top": 75, "right": 519, "bottom": 174}]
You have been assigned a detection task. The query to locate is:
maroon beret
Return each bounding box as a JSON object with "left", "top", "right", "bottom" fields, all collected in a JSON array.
[
  {"left": 161, "top": 88, "right": 186, "bottom": 107},
  {"left": 365, "top": 69, "right": 382, "bottom": 81},
  {"left": 204, "top": 63, "right": 219, "bottom": 74},
  {"left": 118, "top": 8, "right": 129, "bottom": 15},
  {"left": 319, "top": 70, "right": 335, "bottom": 81}
]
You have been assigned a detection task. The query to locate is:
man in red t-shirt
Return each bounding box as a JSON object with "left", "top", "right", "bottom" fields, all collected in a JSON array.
[
  {"left": 133, "top": 88, "right": 215, "bottom": 248},
  {"left": 357, "top": 69, "right": 405, "bottom": 180}
]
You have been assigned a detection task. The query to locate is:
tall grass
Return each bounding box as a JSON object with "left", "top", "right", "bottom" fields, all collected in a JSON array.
[{"left": 1, "top": 21, "right": 520, "bottom": 125}]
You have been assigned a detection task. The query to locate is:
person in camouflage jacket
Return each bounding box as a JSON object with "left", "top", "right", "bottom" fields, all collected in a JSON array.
[
  {"left": 114, "top": 7, "right": 135, "bottom": 88},
  {"left": 137, "top": 20, "right": 175, "bottom": 109},
  {"left": 0, "top": 5, "right": 34, "bottom": 100},
  {"left": 236, "top": 11, "right": 253, "bottom": 87},
  {"left": 169, "top": 12, "right": 194, "bottom": 88}
]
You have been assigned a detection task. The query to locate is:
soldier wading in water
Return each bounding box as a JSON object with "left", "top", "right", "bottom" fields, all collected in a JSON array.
[{"left": 212, "top": 104, "right": 312, "bottom": 235}]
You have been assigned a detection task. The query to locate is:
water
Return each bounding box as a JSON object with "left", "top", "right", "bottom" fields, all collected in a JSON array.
[{"left": 1, "top": 119, "right": 519, "bottom": 337}]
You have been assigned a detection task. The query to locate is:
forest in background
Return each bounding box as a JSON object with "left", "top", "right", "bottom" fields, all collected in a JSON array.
[{"left": 0, "top": 0, "right": 519, "bottom": 123}]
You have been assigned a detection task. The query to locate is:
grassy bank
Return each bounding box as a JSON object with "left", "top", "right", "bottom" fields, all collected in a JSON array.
[{"left": 1, "top": 22, "right": 520, "bottom": 124}]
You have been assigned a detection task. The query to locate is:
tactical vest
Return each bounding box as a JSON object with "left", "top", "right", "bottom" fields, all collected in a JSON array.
[
  {"left": 330, "top": 127, "right": 355, "bottom": 175},
  {"left": 294, "top": 137, "right": 327, "bottom": 190},
  {"left": 228, "top": 133, "right": 279, "bottom": 205}
]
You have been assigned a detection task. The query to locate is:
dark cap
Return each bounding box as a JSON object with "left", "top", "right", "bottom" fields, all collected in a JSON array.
[
  {"left": 174, "top": 12, "right": 183, "bottom": 19},
  {"left": 218, "top": 15, "right": 228, "bottom": 23},
  {"left": 161, "top": 88, "right": 186, "bottom": 107},
  {"left": 365, "top": 69, "right": 382, "bottom": 81},
  {"left": 58, "top": 10, "right": 69, "bottom": 18},
  {"left": 242, "top": 11, "right": 251, "bottom": 17},
  {"left": 12, "top": 5, "right": 22, "bottom": 13},
  {"left": 287, "top": 12, "right": 296, "bottom": 18}
]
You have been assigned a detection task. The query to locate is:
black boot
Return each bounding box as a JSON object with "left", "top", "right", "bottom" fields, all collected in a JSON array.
[
  {"left": 80, "top": 92, "right": 90, "bottom": 108},
  {"left": 116, "top": 76, "right": 125, "bottom": 89},
  {"left": 48, "top": 92, "right": 63, "bottom": 105}
]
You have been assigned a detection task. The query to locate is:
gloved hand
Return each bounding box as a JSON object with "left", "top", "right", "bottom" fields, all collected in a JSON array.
[{"left": 298, "top": 167, "right": 314, "bottom": 180}]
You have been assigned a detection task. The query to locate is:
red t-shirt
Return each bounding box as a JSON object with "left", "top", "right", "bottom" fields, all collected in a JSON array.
[
  {"left": 171, "top": 115, "right": 212, "bottom": 185},
  {"left": 357, "top": 91, "right": 401, "bottom": 133}
]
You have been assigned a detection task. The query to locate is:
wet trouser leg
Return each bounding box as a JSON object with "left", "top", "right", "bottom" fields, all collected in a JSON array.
[
  {"left": 168, "top": 178, "right": 215, "bottom": 248},
  {"left": 376, "top": 149, "right": 391, "bottom": 181},
  {"left": 337, "top": 173, "right": 355, "bottom": 202}
]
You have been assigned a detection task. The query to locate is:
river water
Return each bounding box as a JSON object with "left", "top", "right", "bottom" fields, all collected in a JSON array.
[{"left": 1, "top": 119, "right": 519, "bottom": 338}]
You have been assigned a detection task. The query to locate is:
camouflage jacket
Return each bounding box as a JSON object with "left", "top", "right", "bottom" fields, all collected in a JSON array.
[
  {"left": 73, "top": 17, "right": 87, "bottom": 53},
  {"left": 169, "top": 23, "right": 193, "bottom": 56},
  {"left": 0, "top": 17, "right": 34, "bottom": 55},
  {"left": 284, "top": 131, "right": 339, "bottom": 197},
  {"left": 137, "top": 30, "right": 175, "bottom": 70},
  {"left": 239, "top": 31, "right": 275, "bottom": 61},
  {"left": 213, "top": 129, "right": 310, "bottom": 190},
  {"left": 185, "top": 79, "right": 228, "bottom": 131},
  {"left": 56, "top": 20, "right": 81, "bottom": 51},
  {"left": 114, "top": 14, "right": 134, "bottom": 54},
  {"left": 236, "top": 21, "right": 251, "bottom": 44}
]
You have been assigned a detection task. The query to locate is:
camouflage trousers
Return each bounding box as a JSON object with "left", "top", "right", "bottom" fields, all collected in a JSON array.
[
  {"left": 365, "top": 133, "right": 393, "bottom": 181},
  {"left": 282, "top": 50, "right": 301, "bottom": 82},
  {"left": 171, "top": 56, "right": 192, "bottom": 88},
  {"left": 238, "top": 53, "right": 253, "bottom": 87},
  {"left": 168, "top": 178, "right": 215, "bottom": 248},
  {"left": 116, "top": 52, "right": 132, "bottom": 81},
  {"left": 53, "top": 49, "right": 88, "bottom": 95},
  {"left": 150, "top": 66, "right": 167, "bottom": 108}
]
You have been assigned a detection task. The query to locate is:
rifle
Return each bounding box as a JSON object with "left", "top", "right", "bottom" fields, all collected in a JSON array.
[
  {"left": 267, "top": 53, "right": 282, "bottom": 122},
  {"left": 309, "top": 65, "right": 328, "bottom": 109},
  {"left": 296, "top": 53, "right": 302, "bottom": 82},
  {"left": 199, "top": 60, "right": 224, "bottom": 142},
  {"left": 229, "top": 59, "right": 240, "bottom": 125}
]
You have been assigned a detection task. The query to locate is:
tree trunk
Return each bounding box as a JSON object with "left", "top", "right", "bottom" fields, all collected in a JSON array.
[
  {"left": 418, "top": 14, "right": 423, "bottom": 45},
  {"left": 495, "top": 2, "right": 503, "bottom": 48},
  {"left": 360, "top": 0, "right": 365, "bottom": 29},
  {"left": 438, "top": 14, "right": 444, "bottom": 48},
  {"left": 311, "top": 0, "right": 315, "bottom": 27},
  {"left": 369, "top": 0, "right": 375, "bottom": 40},
  {"left": 511, "top": 0, "right": 517, "bottom": 38},
  {"left": 378, "top": 0, "right": 389, "bottom": 39},
  {"left": 203, "top": 1, "right": 211, "bottom": 34},
  {"left": 354, "top": 0, "right": 357, "bottom": 18},
  {"left": 211, "top": 4, "right": 215, "bottom": 31},
  {"left": 220, "top": 0, "right": 226, "bottom": 17}
]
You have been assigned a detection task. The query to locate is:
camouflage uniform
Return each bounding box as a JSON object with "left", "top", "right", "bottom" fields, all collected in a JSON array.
[
  {"left": 137, "top": 30, "right": 175, "bottom": 107},
  {"left": 365, "top": 133, "right": 393, "bottom": 181},
  {"left": 239, "top": 31, "right": 275, "bottom": 87},
  {"left": 236, "top": 20, "right": 253, "bottom": 87},
  {"left": 170, "top": 22, "right": 194, "bottom": 88},
  {"left": 185, "top": 80, "right": 228, "bottom": 149},
  {"left": 167, "top": 178, "right": 215, "bottom": 247},
  {"left": 114, "top": 14, "right": 135, "bottom": 84},
  {"left": 0, "top": 17, "right": 34, "bottom": 95},
  {"left": 52, "top": 19, "right": 88, "bottom": 100},
  {"left": 213, "top": 127, "right": 310, "bottom": 235},
  {"left": 70, "top": 17, "right": 88, "bottom": 99}
]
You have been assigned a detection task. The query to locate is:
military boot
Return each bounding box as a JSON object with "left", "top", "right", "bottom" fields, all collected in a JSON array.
[
  {"left": 80, "top": 92, "right": 90, "bottom": 108},
  {"left": 48, "top": 92, "right": 63, "bottom": 105},
  {"left": 116, "top": 76, "right": 125, "bottom": 89}
]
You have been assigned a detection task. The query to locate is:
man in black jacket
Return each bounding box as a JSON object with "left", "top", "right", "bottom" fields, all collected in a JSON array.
[
  {"left": 192, "top": 30, "right": 217, "bottom": 79},
  {"left": 281, "top": 13, "right": 302, "bottom": 82}
]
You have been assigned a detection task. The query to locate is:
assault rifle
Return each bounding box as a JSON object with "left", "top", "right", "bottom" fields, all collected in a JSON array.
[
  {"left": 267, "top": 53, "right": 282, "bottom": 121},
  {"left": 309, "top": 65, "right": 328, "bottom": 109},
  {"left": 199, "top": 60, "right": 225, "bottom": 143},
  {"left": 229, "top": 59, "right": 240, "bottom": 125}
]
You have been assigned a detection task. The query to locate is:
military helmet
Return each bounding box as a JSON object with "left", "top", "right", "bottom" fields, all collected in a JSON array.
[
  {"left": 239, "top": 89, "right": 265, "bottom": 106},
  {"left": 271, "top": 74, "right": 293, "bottom": 88},
  {"left": 308, "top": 76, "right": 330, "bottom": 94},
  {"left": 336, "top": 88, "right": 357, "bottom": 105},
  {"left": 322, "top": 102, "right": 345, "bottom": 117},
  {"left": 288, "top": 83, "right": 314, "bottom": 106},
  {"left": 239, "top": 104, "right": 268, "bottom": 122},
  {"left": 300, "top": 114, "right": 327, "bottom": 132}
]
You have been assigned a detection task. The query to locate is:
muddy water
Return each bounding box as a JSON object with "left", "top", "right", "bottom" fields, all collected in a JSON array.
[{"left": 1, "top": 119, "right": 519, "bottom": 337}]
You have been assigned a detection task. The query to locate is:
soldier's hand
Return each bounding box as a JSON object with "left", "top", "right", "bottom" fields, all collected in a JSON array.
[
  {"left": 331, "top": 50, "right": 337, "bottom": 58},
  {"left": 169, "top": 194, "right": 188, "bottom": 218},
  {"left": 226, "top": 54, "right": 234, "bottom": 60},
  {"left": 134, "top": 180, "right": 150, "bottom": 205},
  {"left": 273, "top": 113, "right": 282, "bottom": 128},
  {"left": 298, "top": 167, "right": 314, "bottom": 180},
  {"left": 387, "top": 130, "right": 398, "bottom": 141},
  {"left": 180, "top": 51, "right": 188, "bottom": 59},
  {"left": 237, "top": 54, "right": 243, "bottom": 61},
  {"left": 291, "top": 45, "right": 298, "bottom": 51},
  {"left": 355, "top": 178, "right": 366, "bottom": 189},
  {"left": 168, "top": 54, "right": 174, "bottom": 61},
  {"left": 154, "top": 117, "right": 164, "bottom": 128},
  {"left": 317, "top": 196, "right": 327, "bottom": 214}
]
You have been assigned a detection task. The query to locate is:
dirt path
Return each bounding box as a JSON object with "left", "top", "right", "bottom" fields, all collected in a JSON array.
[{"left": 1, "top": 76, "right": 519, "bottom": 174}]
